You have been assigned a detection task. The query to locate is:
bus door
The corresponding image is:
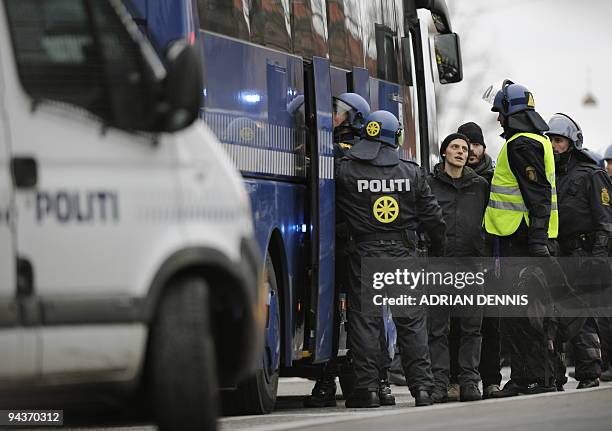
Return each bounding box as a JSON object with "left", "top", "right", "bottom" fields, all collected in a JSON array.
[{"left": 304, "top": 57, "right": 334, "bottom": 363}]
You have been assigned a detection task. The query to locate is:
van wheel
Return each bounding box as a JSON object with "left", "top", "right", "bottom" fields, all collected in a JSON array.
[
  {"left": 150, "top": 276, "right": 217, "bottom": 431},
  {"left": 223, "top": 254, "right": 280, "bottom": 414}
]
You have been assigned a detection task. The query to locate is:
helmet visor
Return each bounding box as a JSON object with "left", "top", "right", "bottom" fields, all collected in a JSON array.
[
  {"left": 333, "top": 98, "right": 354, "bottom": 127},
  {"left": 482, "top": 84, "right": 501, "bottom": 106}
]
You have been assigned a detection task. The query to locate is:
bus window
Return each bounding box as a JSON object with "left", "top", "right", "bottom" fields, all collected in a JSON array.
[
  {"left": 197, "top": 0, "right": 250, "bottom": 41},
  {"left": 344, "top": 0, "right": 364, "bottom": 68},
  {"left": 250, "top": 0, "right": 292, "bottom": 53},
  {"left": 375, "top": 24, "right": 398, "bottom": 83},
  {"left": 326, "top": 0, "right": 348, "bottom": 69},
  {"left": 291, "top": 0, "right": 328, "bottom": 59}
]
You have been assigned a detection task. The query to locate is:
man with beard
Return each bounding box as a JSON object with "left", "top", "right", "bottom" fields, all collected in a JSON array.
[{"left": 458, "top": 122, "right": 494, "bottom": 184}]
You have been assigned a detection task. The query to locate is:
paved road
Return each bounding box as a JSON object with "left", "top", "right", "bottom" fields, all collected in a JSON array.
[
  {"left": 28, "top": 369, "right": 612, "bottom": 430},
  {"left": 219, "top": 377, "right": 612, "bottom": 431}
]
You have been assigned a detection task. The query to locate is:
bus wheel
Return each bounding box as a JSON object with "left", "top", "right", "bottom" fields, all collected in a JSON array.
[
  {"left": 150, "top": 276, "right": 217, "bottom": 431},
  {"left": 223, "top": 254, "right": 280, "bottom": 414}
]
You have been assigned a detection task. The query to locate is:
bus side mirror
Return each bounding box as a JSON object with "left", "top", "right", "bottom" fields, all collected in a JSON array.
[
  {"left": 162, "top": 40, "right": 203, "bottom": 132},
  {"left": 433, "top": 33, "right": 463, "bottom": 84}
]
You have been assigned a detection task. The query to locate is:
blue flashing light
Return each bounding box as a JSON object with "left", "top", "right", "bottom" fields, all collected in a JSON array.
[{"left": 241, "top": 92, "right": 262, "bottom": 104}]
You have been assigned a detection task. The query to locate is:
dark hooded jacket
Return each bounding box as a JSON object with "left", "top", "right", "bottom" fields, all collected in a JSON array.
[
  {"left": 427, "top": 163, "right": 489, "bottom": 257},
  {"left": 500, "top": 111, "right": 552, "bottom": 245},
  {"left": 468, "top": 153, "right": 494, "bottom": 184}
]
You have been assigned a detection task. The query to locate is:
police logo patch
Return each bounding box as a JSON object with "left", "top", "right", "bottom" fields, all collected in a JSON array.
[
  {"left": 373, "top": 196, "right": 399, "bottom": 223},
  {"left": 366, "top": 121, "right": 381, "bottom": 137},
  {"left": 602, "top": 187, "right": 610, "bottom": 206},
  {"left": 526, "top": 166, "right": 537, "bottom": 182}
]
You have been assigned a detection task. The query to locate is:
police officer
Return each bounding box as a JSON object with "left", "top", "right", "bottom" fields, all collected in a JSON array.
[
  {"left": 605, "top": 144, "right": 612, "bottom": 179},
  {"left": 305, "top": 93, "right": 395, "bottom": 407},
  {"left": 546, "top": 113, "right": 612, "bottom": 389},
  {"left": 336, "top": 110, "right": 446, "bottom": 407},
  {"left": 483, "top": 80, "right": 560, "bottom": 397}
]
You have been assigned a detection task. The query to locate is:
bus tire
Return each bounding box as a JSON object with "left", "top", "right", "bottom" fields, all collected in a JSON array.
[
  {"left": 223, "top": 254, "right": 280, "bottom": 415},
  {"left": 150, "top": 276, "right": 218, "bottom": 431}
]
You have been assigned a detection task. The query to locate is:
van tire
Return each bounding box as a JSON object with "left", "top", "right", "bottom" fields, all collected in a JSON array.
[
  {"left": 223, "top": 254, "right": 279, "bottom": 415},
  {"left": 150, "top": 276, "right": 218, "bottom": 431}
]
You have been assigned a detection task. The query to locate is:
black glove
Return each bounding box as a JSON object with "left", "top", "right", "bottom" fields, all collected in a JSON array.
[
  {"left": 592, "top": 231, "right": 610, "bottom": 258},
  {"left": 528, "top": 243, "right": 551, "bottom": 257}
]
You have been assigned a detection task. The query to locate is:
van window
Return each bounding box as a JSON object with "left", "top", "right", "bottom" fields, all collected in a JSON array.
[
  {"left": 4, "top": 0, "right": 109, "bottom": 118},
  {"left": 5, "top": 0, "right": 146, "bottom": 124}
]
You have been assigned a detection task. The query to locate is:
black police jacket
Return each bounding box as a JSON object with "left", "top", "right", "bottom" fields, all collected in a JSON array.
[
  {"left": 427, "top": 163, "right": 490, "bottom": 257},
  {"left": 335, "top": 157, "right": 445, "bottom": 251},
  {"left": 556, "top": 152, "right": 612, "bottom": 245},
  {"left": 502, "top": 121, "right": 552, "bottom": 245}
]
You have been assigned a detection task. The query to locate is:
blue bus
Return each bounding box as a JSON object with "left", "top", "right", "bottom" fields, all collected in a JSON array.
[{"left": 129, "top": 0, "right": 463, "bottom": 414}]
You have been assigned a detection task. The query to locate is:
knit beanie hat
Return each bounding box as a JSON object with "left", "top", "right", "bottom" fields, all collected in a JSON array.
[{"left": 457, "top": 122, "right": 486, "bottom": 148}]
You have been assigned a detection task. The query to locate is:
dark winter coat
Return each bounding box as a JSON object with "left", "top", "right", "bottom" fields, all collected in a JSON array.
[
  {"left": 468, "top": 153, "right": 494, "bottom": 184},
  {"left": 427, "top": 163, "right": 490, "bottom": 257}
]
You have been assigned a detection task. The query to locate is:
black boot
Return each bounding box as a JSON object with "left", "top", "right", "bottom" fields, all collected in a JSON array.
[
  {"left": 304, "top": 377, "right": 337, "bottom": 408},
  {"left": 431, "top": 388, "right": 447, "bottom": 404},
  {"left": 413, "top": 390, "right": 433, "bottom": 407},
  {"left": 460, "top": 384, "right": 482, "bottom": 402},
  {"left": 378, "top": 379, "right": 396, "bottom": 406},
  {"left": 577, "top": 378, "right": 599, "bottom": 389},
  {"left": 489, "top": 380, "right": 524, "bottom": 398},
  {"left": 523, "top": 381, "right": 556, "bottom": 395},
  {"left": 345, "top": 389, "right": 380, "bottom": 408}
]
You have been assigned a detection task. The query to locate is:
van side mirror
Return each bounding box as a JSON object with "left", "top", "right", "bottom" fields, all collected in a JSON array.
[
  {"left": 162, "top": 40, "right": 203, "bottom": 132},
  {"left": 433, "top": 33, "right": 462, "bottom": 84}
]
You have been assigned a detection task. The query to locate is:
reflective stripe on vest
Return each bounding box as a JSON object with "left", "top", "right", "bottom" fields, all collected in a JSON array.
[{"left": 484, "top": 132, "right": 559, "bottom": 238}]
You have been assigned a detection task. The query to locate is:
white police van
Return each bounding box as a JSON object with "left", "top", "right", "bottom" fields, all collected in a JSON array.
[{"left": 0, "top": 0, "right": 263, "bottom": 429}]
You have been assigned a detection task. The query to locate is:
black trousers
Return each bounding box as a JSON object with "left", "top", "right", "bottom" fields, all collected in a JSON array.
[
  {"left": 450, "top": 316, "right": 502, "bottom": 387},
  {"left": 429, "top": 307, "right": 482, "bottom": 390},
  {"left": 347, "top": 241, "right": 433, "bottom": 395},
  {"left": 570, "top": 317, "right": 602, "bottom": 380},
  {"left": 498, "top": 232, "right": 556, "bottom": 386}
]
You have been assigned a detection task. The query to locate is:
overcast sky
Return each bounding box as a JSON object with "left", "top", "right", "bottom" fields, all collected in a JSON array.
[{"left": 437, "top": 0, "right": 612, "bottom": 159}]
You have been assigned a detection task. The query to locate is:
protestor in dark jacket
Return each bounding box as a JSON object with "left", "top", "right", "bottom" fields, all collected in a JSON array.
[
  {"left": 426, "top": 133, "right": 489, "bottom": 403},
  {"left": 458, "top": 122, "right": 495, "bottom": 184},
  {"left": 448, "top": 122, "right": 501, "bottom": 400}
]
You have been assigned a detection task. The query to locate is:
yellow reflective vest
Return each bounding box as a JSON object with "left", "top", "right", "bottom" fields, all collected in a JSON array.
[{"left": 484, "top": 132, "right": 558, "bottom": 238}]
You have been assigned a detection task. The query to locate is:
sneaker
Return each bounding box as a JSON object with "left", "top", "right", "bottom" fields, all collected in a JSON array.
[
  {"left": 378, "top": 379, "right": 396, "bottom": 406},
  {"left": 489, "top": 380, "right": 524, "bottom": 398},
  {"left": 446, "top": 383, "right": 460, "bottom": 402},
  {"left": 601, "top": 369, "right": 612, "bottom": 382},
  {"left": 345, "top": 389, "right": 380, "bottom": 408},
  {"left": 482, "top": 384, "right": 501, "bottom": 399},
  {"left": 460, "top": 384, "right": 482, "bottom": 402},
  {"left": 524, "top": 382, "right": 556, "bottom": 395},
  {"left": 414, "top": 390, "right": 433, "bottom": 407},
  {"left": 304, "top": 378, "right": 337, "bottom": 408},
  {"left": 577, "top": 378, "right": 599, "bottom": 389}
]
